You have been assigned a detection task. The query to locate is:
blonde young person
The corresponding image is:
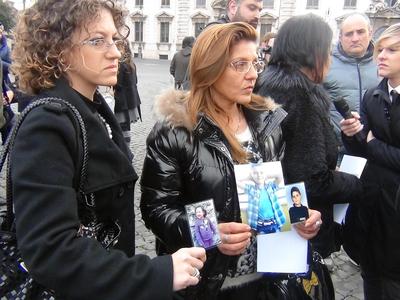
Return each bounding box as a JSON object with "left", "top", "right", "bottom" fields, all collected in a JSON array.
[{"left": 341, "top": 23, "right": 400, "bottom": 300}]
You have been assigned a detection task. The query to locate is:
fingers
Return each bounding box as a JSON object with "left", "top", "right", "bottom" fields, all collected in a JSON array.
[
  {"left": 217, "top": 222, "right": 251, "bottom": 256},
  {"left": 218, "top": 237, "right": 250, "bottom": 256},
  {"left": 218, "top": 222, "right": 251, "bottom": 234},
  {"left": 294, "top": 209, "right": 322, "bottom": 240},
  {"left": 350, "top": 111, "right": 360, "bottom": 119},
  {"left": 303, "top": 209, "right": 321, "bottom": 227},
  {"left": 171, "top": 247, "right": 206, "bottom": 291},
  {"left": 185, "top": 247, "right": 207, "bottom": 263},
  {"left": 340, "top": 117, "right": 363, "bottom": 137}
]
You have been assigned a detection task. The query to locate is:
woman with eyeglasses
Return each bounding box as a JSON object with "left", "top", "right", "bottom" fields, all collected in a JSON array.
[
  {"left": 9, "top": 0, "right": 206, "bottom": 299},
  {"left": 140, "top": 22, "right": 322, "bottom": 300},
  {"left": 256, "top": 14, "right": 363, "bottom": 260}
]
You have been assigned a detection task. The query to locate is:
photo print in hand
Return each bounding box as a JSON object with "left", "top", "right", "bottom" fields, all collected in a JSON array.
[
  {"left": 235, "top": 162, "right": 291, "bottom": 234},
  {"left": 185, "top": 199, "right": 221, "bottom": 249},
  {"left": 285, "top": 182, "right": 309, "bottom": 224}
]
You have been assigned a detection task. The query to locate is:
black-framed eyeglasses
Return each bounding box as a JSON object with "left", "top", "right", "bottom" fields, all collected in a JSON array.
[{"left": 229, "top": 60, "right": 265, "bottom": 74}]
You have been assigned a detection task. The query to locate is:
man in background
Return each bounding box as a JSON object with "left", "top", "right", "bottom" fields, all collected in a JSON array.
[
  {"left": 170, "top": 36, "right": 195, "bottom": 90},
  {"left": 182, "top": 0, "right": 263, "bottom": 89},
  {"left": 209, "top": 0, "right": 263, "bottom": 28},
  {"left": 324, "top": 13, "right": 379, "bottom": 162}
]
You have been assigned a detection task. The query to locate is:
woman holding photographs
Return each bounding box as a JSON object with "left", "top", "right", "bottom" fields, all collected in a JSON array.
[
  {"left": 7, "top": 0, "right": 205, "bottom": 299},
  {"left": 140, "top": 22, "right": 322, "bottom": 300},
  {"left": 256, "top": 14, "right": 363, "bottom": 259}
]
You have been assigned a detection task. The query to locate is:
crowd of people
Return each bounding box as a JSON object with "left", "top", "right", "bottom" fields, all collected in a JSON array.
[{"left": 0, "top": 0, "right": 399, "bottom": 299}]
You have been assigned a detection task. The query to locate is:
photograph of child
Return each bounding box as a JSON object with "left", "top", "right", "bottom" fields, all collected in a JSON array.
[
  {"left": 286, "top": 183, "right": 309, "bottom": 224},
  {"left": 235, "top": 162, "right": 291, "bottom": 234},
  {"left": 185, "top": 199, "right": 221, "bottom": 249}
]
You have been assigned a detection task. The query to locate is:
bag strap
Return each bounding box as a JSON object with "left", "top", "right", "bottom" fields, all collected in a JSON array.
[{"left": 0, "top": 97, "right": 88, "bottom": 230}]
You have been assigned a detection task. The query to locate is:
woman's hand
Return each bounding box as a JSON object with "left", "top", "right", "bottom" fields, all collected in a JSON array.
[
  {"left": 171, "top": 247, "right": 206, "bottom": 291},
  {"left": 293, "top": 209, "right": 322, "bottom": 240},
  {"left": 340, "top": 112, "right": 363, "bottom": 137},
  {"left": 217, "top": 222, "right": 251, "bottom": 256}
]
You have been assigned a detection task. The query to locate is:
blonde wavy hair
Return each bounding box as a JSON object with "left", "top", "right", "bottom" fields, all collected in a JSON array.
[
  {"left": 12, "top": 0, "right": 128, "bottom": 95},
  {"left": 374, "top": 23, "right": 400, "bottom": 59},
  {"left": 188, "top": 22, "right": 269, "bottom": 163}
]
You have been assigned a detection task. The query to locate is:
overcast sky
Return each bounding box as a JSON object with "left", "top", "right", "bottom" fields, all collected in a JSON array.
[{"left": 11, "top": 0, "right": 33, "bottom": 10}]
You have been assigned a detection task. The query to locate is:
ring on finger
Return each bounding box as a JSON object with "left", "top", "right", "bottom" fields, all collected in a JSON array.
[
  {"left": 315, "top": 220, "right": 322, "bottom": 228},
  {"left": 191, "top": 267, "right": 200, "bottom": 279},
  {"left": 223, "top": 233, "right": 230, "bottom": 244}
]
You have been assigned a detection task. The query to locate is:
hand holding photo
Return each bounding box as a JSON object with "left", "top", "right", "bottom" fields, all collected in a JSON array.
[{"left": 185, "top": 199, "right": 221, "bottom": 249}]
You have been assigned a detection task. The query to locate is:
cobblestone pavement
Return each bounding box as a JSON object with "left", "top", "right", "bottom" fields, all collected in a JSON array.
[{"left": 0, "top": 58, "right": 364, "bottom": 299}]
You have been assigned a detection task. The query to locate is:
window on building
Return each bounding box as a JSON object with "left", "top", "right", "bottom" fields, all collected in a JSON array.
[
  {"left": 195, "top": 22, "right": 205, "bottom": 37},
  {"left": 134, "top": 21, "right": 143, "bottom": 42},
  {"left": 306, "top": 0, "right": 319, "bottom": 9},
  {"left": 160, "top": 22, "right": 170, "bottom": 43},
  {"left": 196, "top": 0, "right": 206, "bottom": 8},
  {"left": 386, "top": 0, "right": 397, "bottom": 6},
  {"left": 260, "top": 24, "right": 272, "bottom": 40},
  {"left": 343, "top": 0, "right": 356, "bottom": 8},
  {"left": 263, "top": 0, "right": 274, "bottom": 9},
  {"left": 135, "top": 0, "right": 143, "bottom": 7},
  {"left": 161, "top": 0, "right": 170, "bottom": 7}
]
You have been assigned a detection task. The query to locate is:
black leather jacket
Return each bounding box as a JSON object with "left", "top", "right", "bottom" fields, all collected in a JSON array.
[{"left": 140, "top": 90, "right": 286, "bottom": 299}]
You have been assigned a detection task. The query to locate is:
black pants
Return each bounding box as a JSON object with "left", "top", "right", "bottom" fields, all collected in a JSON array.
[{"left": 363, "top": 272, "right": 400, "bottom": 300}]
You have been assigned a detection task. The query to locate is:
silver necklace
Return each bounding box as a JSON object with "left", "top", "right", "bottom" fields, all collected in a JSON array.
[
  {"left": 98, "top": 114, "right": 113, "bottom": 139},
  {"left": 235, "top": 106, "right": 243, "bottom": 134}
]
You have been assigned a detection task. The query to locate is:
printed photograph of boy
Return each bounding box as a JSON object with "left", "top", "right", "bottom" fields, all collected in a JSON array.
[
  {"left": 286, "top": 183, "right": 309, "bottom": 224},
  {"left": 235, "top": 162, "right": 291, "bottom": 234}
]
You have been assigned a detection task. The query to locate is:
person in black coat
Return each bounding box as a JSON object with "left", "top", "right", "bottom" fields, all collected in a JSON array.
[
  {"left": 170, "top": 36, "right": 195, "bottom": 90},
  {"left": 9, "top": 1, "right": 206, "bottom": 299},
  {"left": 256, "top": 14, "right": 363, "bottom": 258},
  {"left": 114, "top": 43, "right": 141, "bottom": 145},
  {"left": 340, "top": 23, "right": 400, "bottom": 300},
  {"left": 141, "top": 22, "right": 322, "bottom": 300}
]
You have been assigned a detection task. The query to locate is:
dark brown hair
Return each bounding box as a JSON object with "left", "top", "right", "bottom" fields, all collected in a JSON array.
[
  {"left": 269, "top": 14, "right": 332, "bottom": 83},
  {"left": 12, "top": 0, "right": 128, "bottom": 95}
]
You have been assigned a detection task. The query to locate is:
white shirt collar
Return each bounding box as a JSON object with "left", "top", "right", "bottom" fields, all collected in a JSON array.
[{"left": 387, "top": 82, "right": 400, "bottom": 102}]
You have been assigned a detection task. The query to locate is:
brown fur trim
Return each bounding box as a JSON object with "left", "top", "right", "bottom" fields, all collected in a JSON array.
[
  {"left": 153, "top": 89, "right": 279, "bottom": 130},
  {"left": 153, "top": 89, "right": 193, "bottom": 130}
]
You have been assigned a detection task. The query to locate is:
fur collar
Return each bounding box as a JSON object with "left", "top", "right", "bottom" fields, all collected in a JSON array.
[{"left": 154, "top": 89, "right": 279, "bottom": 131}]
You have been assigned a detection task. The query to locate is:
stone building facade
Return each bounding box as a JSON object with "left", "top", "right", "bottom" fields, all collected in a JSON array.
[{"left": 121, "top": 0, "right": 400, "bottom": 60}]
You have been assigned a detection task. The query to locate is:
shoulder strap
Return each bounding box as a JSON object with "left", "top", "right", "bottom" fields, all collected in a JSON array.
[{"left": 0, "top": 97, "right": 88, "bottom": 230}]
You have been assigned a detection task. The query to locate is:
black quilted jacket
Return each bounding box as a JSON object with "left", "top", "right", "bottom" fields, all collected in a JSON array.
[{"left": 140, "top": 90, "right": 286, "bottom": 299}]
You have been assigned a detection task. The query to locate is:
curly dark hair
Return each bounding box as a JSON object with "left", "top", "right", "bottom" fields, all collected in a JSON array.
[{"left": 12, "top": 0, "right": 129, "bottom": 95}]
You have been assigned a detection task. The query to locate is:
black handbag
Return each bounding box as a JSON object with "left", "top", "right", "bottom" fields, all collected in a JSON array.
[
  {"left": 264, "top": 251, "right": 335, "bottom": 300},
  {"left": 0, "top": 97, "right": 88, "bottom": 299}
]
